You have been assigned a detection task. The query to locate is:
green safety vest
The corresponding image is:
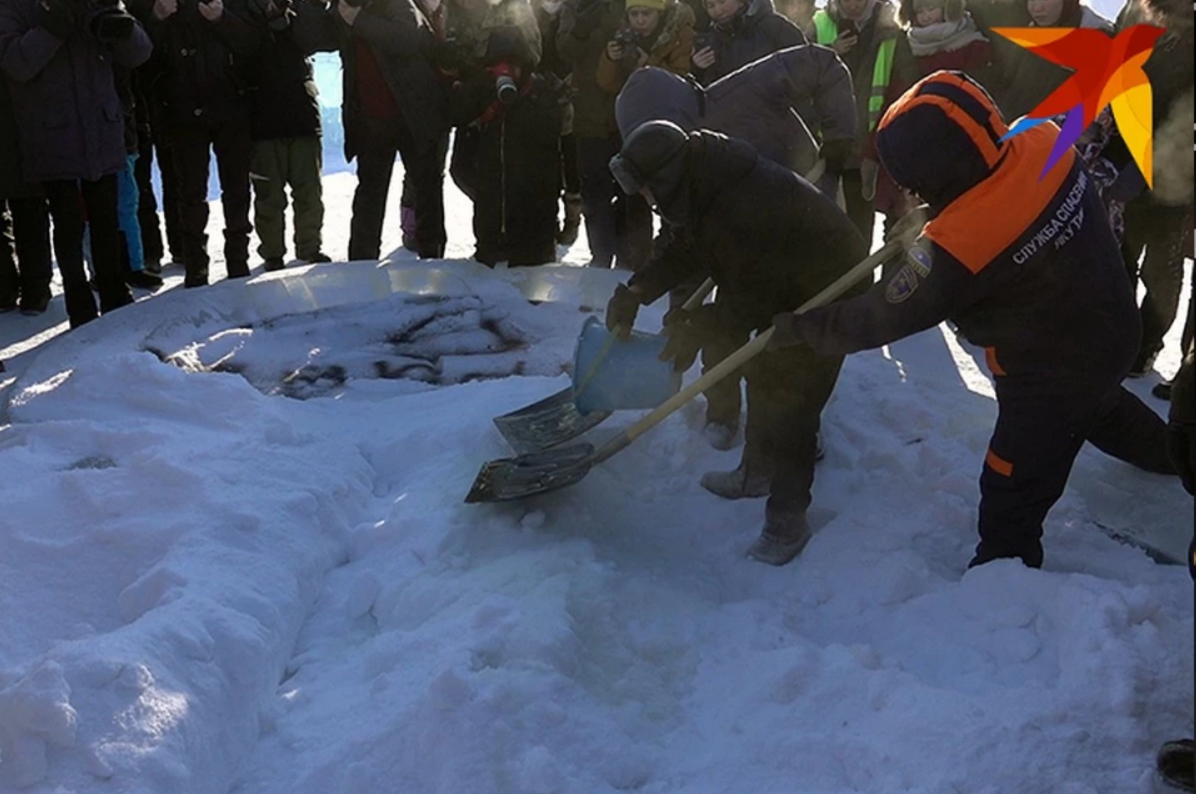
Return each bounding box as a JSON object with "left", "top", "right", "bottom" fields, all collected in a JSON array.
[{"left": 813, "top": 9, "right": 897, "bottom": 132}]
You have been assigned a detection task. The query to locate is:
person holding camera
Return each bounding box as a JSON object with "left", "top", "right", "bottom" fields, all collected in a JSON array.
[
  {"left": 811, "top": 0, "right": 916, "bottom": 243},
  {"left": 690, "top": 0, "right": 806, "bottom": 85},
  {"left": 558, "top": 0, "right": 652, "bottom": 270},
  {"left": 245, "top": 0, "right": 337, "bottom": 271},
  {"left": 131, "top": 0, "right": 261, "bottom": 288},
  {"left": 0, "top": 0, "right": 150, "bottom": 328},
  {"left": 447, "top": 15, "right": 567, "bottom": 267},
  {"left": 595, "top": 0, "right": 693, "bottom": 94}
]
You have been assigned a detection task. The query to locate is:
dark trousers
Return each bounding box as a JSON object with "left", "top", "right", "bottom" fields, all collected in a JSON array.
[
  {"left": 135, "top": 128, "right": 183, "bottom": 266},
  {"left": 171, "top": 116, "right": 254, "bottom": 284},
  {"left": 744, "top": 344, "right": 844, "bottom": 516},
  {"left": 1120, "top": 201, "right": 1193, "bottom": 363},
  {"left": 976, "top": 375, "right": 1175, "bottom": 566},
  {"left": 349, "top": 115, "right": 446, "bottom": 261},
  {"left": 839, "top": 168, "right": 877, "bottom": 247},
  {"left": 0, "top": 197, "right": 52, "bottom": 306},
  {"left": 561, "top": 132, "right": 581, "bottom": 196},
  {"left": 576, "top": 135, "right": 651, "bottom": 270},
  {"left": 44, "top": 175, "right": 133, "bottom": 328}
]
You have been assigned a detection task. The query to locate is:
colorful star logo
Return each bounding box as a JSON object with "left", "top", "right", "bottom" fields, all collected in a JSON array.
[{"left": 993, "top": 25, "right": 1166, "bottom": 187}]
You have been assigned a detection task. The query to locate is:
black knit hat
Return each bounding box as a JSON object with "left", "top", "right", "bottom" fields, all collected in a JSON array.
[{"left": 609, "top": 120, "right": 691, "bottom": 197}]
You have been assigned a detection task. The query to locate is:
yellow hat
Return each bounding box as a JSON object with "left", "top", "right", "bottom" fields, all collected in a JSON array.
[{"left": 627, "top": 0, "right": 667, "bottom": 11}]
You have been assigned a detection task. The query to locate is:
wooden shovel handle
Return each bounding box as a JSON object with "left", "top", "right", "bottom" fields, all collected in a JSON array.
[{"left": 593, "top": 239, "right": 902, "bottom": 465}]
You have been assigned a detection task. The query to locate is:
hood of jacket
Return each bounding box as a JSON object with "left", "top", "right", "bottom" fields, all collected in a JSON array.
[
  {"left": 653, "top": 130, "right": 760, "bottom": 226},
  {"left": 616, "top": 67, "right": 703, "bottom": 135}
]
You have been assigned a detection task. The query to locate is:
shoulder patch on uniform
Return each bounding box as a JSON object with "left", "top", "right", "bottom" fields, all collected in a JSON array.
[
  {"left": 906, "top": 239, "right": 933, "bottom": 278},
  {"left": 885, "top": 264, "right": 920, "bottom": 304}
]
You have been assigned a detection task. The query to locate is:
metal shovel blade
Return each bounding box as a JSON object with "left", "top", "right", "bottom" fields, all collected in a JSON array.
[
  {"left": 464, "top": 443, "right": 596, "bottom": 503},
  {"left": 492, "top": 388, "right": 612, "bottom": 455}
]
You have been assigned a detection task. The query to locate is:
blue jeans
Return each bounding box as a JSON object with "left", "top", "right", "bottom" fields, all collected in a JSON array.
[{"left": 118, "top": 153, "right": 145, "bottom": 272}]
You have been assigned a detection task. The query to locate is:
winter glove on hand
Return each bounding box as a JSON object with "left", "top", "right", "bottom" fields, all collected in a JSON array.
[
  {"left": 659, "top": 304, "right": 717, "bottom": 373},
  {"left": 819, "top": 138, "right": 853, "bottom": 176},
  {"left": 1167, "top": 345, "right": 1195, "bottom": 495},
  {"left": 885, "top": 203, "right": 934, "bottom": 250},
  {"left": 605, "top": 283, "right": 642, "bottom": 337},
  {"left": 768, "top": 312, "right": 808, "bottom": 350},
  {"left": 37, "top": 0, "right": 78, "bottom": 39},
  {"left": 860, "top": 158, "right": 880, "bottom": 202}
]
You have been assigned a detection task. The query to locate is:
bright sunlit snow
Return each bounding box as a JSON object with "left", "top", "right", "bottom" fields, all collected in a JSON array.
[{"left": 0, "top": 139, "right": 1192, "bottom": 793}]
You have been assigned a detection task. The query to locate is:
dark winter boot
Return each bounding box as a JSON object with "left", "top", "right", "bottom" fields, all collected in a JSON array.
[
  {"left": 1158, "top": 740, "right": 1194, "bottom": 793},
  {"left": 401, "top": 206, "right": 417, "bottom": 252},
  {"left": 747, "top": 507, "right": 813, "bottom": 566},
  {"left": 557, "top": 193, "right": 582, "bottom": 246},
  {"left": 700, "top": 450, "right": 773, "bottom": 500},
  {"left": 967, "top": 537, "right": 1044, "bottom": 570},
  {"left": 263, "top": 257, "right": 286, "bottom": 272}
]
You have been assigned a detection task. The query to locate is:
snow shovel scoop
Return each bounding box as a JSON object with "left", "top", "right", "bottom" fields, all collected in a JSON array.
[
  {"left": 492, "top": 277, "right": 716, "bottom": 455},
  {"left": 465, "top": 240, "right": 901, "bottom": 503}
]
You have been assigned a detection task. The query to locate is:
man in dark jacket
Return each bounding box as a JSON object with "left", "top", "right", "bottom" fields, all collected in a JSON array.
[
  {"left": 133, "top": 0, "right": 261, "bottom": 287},
  {"left": 604, "top": 120, "right": 870, "bottom": 565},
  {"left": 770, "top": 71, "right": 1176, "bottom": 569},
  {"left": 615, "top": 46, "right": 857, "bottom": 447},
  {"left": 0, "top": 0, "right": 149, "bottom": 326},
  {"left": 0, "top": 73, "right": 51, "bottom": 315},
  {"left": 313, "top": 0, "right": 450, "bottom": 261},
  {"left": 247, "top": 0, "right": 336, "bottom": 271},
  {"left": 558, "top": 0, "right": 652, "bottom": 270},
  {"left": 691, "top": 0, "right": 807, "bottom": 84}
]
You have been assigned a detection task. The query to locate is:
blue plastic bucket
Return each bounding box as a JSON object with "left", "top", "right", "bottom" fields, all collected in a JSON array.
[{"left": 572, "top": 317, "right": 682, "bottom": 414}]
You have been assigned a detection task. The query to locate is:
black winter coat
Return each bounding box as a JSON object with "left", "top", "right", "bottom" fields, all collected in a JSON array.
[
  {"left": 0, "top": 0, "right": 153, "bottom": 182},
  {"left": 694, "top": 0, "right": 806, "bottom": 85},
  {"left": 451, "top": 71, "right": 565, "bottom": 265},
  {"left": 132, "top": 0, "right": 260, "bottom": 127},
  {"left": 628, "top": 132, "right": 869, "bottom": 332},
  {"left": 249, "top": 2, "right": 339, "bottom": 141},
  {"left": 616, "top": 45, "right": 856, "bottom": 177},
  {"left": 0, "top": 75, "right": 35, "bottom": 198},
  {"left": 313, "top": 0, "right": 450, "bottom": 160}
]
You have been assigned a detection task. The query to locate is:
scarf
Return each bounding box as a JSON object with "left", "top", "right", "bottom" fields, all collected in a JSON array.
[{"left": 907, "top": 14, "right": 988, "bottom": 56}]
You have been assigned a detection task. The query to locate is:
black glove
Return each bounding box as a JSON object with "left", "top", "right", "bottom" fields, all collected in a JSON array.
[
  {"left": 658, "top": 304, "right": 717, "bottom": 373},
  {"left": 768, "top": 312, "right": 807, "bottom": 350},
  {"left": 1167, "top": 345, "right": 1195, "bottom": 495},
  {"left": 37, "top": 0, "right": 78, "bottom": 39},
  {"left": 605, "top": 283, "right": 641, "bottom": 337},
  {"left": 819, "top": 138, "right": 853, "bottom": 176}
]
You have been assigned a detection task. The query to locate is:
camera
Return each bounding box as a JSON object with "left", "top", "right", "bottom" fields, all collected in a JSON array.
[
  {"left": 89, "top": 0, "right": 136, "bottom": 41},
  {"left": 490, "top": 61, "right": 520, "bottom": 105},
  {"left": 693, "top": 31, "right": 716, "bottom": 51},
  {"left": 611, "top": 28, "right": 639, "bottom": 49},
  {"left": 837, "top": 19, "right": 858, "bottom": 37}
]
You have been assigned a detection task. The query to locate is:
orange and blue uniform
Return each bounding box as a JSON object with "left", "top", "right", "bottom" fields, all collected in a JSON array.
[{"left": 783, "top": 71, "right": 1175, "bottom": 568}]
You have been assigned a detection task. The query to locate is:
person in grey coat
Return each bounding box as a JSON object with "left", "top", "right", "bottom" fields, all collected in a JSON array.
[
  {"left": 615, "top": 44, "right": 857, "bottom": 181},
  {"left": 0, "top": 0, "right": 152, "bottom": 327}
]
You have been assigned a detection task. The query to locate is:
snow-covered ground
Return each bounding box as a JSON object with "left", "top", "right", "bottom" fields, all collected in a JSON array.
[
  {"left": 3, "top": 39, "right": 1195, "bottom": 789},
  {"left": 0, "top": 156, "right": 1192, "bottom": 794}
]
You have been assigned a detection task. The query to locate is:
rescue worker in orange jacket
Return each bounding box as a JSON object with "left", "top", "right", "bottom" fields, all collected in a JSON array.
[{"left": 770, "top": 70, "right": 1177, "bottom": 569}]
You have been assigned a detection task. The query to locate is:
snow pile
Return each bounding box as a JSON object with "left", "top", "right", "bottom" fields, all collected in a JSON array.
[{"left": 0, "top": 260, "right": 1192, "bottom": 794}]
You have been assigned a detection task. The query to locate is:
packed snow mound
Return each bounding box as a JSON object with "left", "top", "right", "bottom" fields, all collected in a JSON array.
[
  {"left": 154, "top": 291, "right": 586, "bottom": 399},
  {"left": 0, "top": 261, "right": 1191, "bottom": 794}
]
